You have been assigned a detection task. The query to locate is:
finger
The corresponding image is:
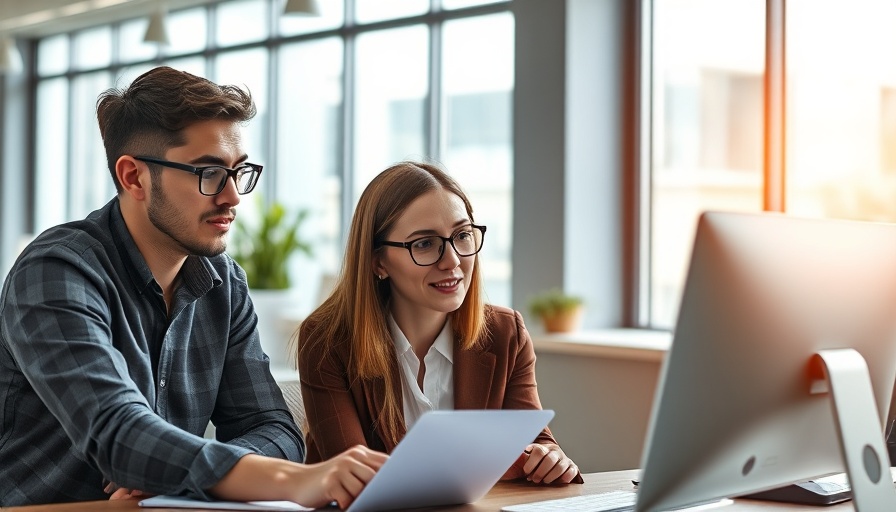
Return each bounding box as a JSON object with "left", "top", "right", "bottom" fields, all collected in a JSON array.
[
  {"left": 352, "top": 445, "right": 389, "bottom": 469},
  {"left": 540, "top": 459, "right": 575, "bottom": 484},
  {"left": 527, "top": 451, "right": 562, "bottom": 483},
  {"left": 512, "top": 451, "right": 530, "bottom": 469},
  {"left": 330, "top": 484, "right": 354, "bottom": 511},
  {"left": 327, "top": 452, "right": 381, "bottom": 508},
  {"left": 523, "top": 448, "right": 561, "bottom": 482},
  {"left": 332, "top": 468, "right": 368, "bottom": 510},
  {"left": 362, "top": 451, "right": 389, "bottom": 470},
  {"left": 109, "top": 488, "right": 132, "bottom": 500},
  {"left": 521, "top": 445, "right": 549, "bottom": 474},
  {"left": 103, "top": 482, "right": 116, "bottom": 494},
  {"left": 559, "top": 464, "right": 579, "bottom": 484}
]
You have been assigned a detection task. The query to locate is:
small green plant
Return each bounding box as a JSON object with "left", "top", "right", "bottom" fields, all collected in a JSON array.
[
  {"left": 529, "top": 288, "right": 585, "bottom": 333},
  {"left": 528, "top": 288, "right": 584, "bottom": 318},
  {"left": 229, "top": 199, "right": 312, "bottom": 290}
]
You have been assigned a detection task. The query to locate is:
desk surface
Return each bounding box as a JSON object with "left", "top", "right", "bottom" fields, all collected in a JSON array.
[{"left": 3, "top": 470, "right": 855, "bottom": 512}]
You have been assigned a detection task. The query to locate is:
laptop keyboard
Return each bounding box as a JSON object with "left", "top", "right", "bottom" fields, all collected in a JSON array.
[{"left": 501, "top": 490, "right": 638, "bottom": 512}]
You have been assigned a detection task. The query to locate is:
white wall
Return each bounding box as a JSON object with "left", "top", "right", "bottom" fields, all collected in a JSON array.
[{"left": 512, "top": 0, "right": 637, "bottom": 328}]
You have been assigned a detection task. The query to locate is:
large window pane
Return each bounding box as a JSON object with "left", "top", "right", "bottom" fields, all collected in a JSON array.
[
  {"left": 353, "top": 26, "right": 428, "bottom": 199},
  {"left": 651, "top": 0, "right": 765, "bottom": 328},
  {"left": 786, "top": 0, "right": 896, "bottom": 223},
  {"left": 37, "top": 35, "right": 69, "bottom": 77},
  {"left": 34, "top": 79, "right": 70, "bottom": 233},
  {"left": 73, "top": 27, "right": 112, "bottom": 70},
  {"left": 164, "top": 7, "right": 208, "bottom": 57},
  {"left": 119, "top": 18, "right": 160, "bottom": 63},
  {"left": 276, "top": 38, "right": 344, "bottom": 313},
  {"left": 354, "top": 0, "right": 428, "bottom": 24},
  {"left": 70, "top": 72, "right": 114, "bottom": 219},
  {"left": 216, "top": 0, "right": 268, "bottom": 47},
  {"left": 214, "top": 49, "right": 269, "bottom": 172},
  {"left": 442, "top": 13, "right": 514, "bottom": 307}
]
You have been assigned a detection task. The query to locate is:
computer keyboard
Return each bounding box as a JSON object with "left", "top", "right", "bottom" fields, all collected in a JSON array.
[{"left": 501, "top": 490, "right": 638, "bottom": 512}]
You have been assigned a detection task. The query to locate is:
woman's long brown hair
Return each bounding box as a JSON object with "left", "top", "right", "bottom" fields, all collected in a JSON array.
[{"left": 297, "top": 161, "right": 487, "bottom": 447}]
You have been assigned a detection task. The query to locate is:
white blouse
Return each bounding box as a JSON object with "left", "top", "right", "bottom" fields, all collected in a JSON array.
[{"left": 389, "top": 316, "right": 455, "bottom": 430}]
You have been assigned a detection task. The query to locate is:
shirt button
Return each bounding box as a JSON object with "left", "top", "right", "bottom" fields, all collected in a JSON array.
[{"left": 160, "top": 378, "right": 167, "bottom": 388}]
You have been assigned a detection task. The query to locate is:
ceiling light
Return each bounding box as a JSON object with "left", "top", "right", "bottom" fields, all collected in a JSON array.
[
  {"left": 143, "top": 4, "right": 170, "bottom": 45},
  {"left": 0, "top": 36, "right": 23, "bottom": 74}
]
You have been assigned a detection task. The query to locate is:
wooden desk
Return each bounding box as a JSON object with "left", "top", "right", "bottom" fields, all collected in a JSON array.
[{"left": 2, "top": 470, "right": 855, "bottom": 512}]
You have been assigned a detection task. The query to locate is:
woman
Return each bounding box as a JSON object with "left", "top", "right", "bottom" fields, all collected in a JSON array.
[{"left": 297, "top": 161, "right": 582, "bottom": 485}]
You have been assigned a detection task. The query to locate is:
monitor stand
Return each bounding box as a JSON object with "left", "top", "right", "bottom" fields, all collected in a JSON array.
[
  {"left": 811, "top": 349, "right": 896, "bottom": 510},
  {"left": 743, "top": 348, "right": 896, "bottom": 510}
]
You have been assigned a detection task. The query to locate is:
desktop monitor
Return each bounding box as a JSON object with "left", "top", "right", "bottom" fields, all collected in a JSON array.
[{"left": 636, "top": 211, "right": 896, "bottom": 512}]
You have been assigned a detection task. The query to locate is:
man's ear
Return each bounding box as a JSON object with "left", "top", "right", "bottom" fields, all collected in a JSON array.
[{"left": 116, "top": 155, "right": 148, "bottom": 201}]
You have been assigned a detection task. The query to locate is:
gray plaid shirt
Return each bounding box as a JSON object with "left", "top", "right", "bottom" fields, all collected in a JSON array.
[{"left": 0, "top": 198, "right": 304, "bottom": 506}]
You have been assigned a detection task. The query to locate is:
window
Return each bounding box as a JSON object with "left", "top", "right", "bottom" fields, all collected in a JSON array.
[
  {"left": 28, "top": 0, "right": 514, "bottom": 316},
  {"left": 442, "top": 13, "right": 513, "bottom": 307},
  {"left": 650, "top": 0, "right": 765, "bottom": 328},
  {"left": 649, "top": 0, "right": 896, "bottom": 328}
]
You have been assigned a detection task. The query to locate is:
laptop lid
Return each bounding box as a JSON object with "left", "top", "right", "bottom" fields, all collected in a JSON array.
[{"left": 346, "top": 409, "right": 555, "bottom": 512}]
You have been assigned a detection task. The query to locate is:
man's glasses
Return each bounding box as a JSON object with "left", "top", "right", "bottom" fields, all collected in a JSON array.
[
  {"left": 376, "top": 225, "right": 487, "bottom": 266},
  {"left": 135, "top": 156, "right": 263, "bottom": 196}
]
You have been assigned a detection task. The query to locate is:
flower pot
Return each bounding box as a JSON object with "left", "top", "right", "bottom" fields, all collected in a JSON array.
[
  {"left": 541, "top": 305, "right": 584, "bottom": 333},
  {"left": 249, "top": 289, "right": 301, "bottom": 369}
]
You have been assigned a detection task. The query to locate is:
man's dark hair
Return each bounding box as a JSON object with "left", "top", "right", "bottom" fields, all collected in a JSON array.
[{"left": 96, "top": 66, "right": 257, "bottom": 192}]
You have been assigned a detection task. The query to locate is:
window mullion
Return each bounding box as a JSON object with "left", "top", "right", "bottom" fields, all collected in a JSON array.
[{"left": 763, "top": 0, "right": 786, "bottom": 212}]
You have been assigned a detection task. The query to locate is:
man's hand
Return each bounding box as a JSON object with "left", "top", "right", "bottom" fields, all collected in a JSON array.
[
  {"left": 210, "top": 445, "right": 388, "bottom": 510},
  {"left": 104, "top": 482, "right": 150, "bottom": 500},
  {"left": 291, "top": 446, "right": 389, "bottom": 509}
]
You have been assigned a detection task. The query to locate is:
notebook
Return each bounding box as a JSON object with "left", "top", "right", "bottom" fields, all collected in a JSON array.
[{"left": 346, "top": 409, "right": 555, "bottom": 512}]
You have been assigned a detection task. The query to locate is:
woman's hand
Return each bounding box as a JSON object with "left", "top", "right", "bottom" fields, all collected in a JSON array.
[{"left": 501, "top": 443, "right": 579, "bottom": 484}]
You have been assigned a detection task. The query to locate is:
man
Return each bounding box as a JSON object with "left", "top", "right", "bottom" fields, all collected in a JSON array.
[{"left": 0, "top": 66, "right": 385, "bottom": 508}]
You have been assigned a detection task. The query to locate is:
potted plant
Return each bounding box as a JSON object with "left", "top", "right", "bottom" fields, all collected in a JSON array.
[
  {"left": 528, "top": 288, "right": 584, "bottom": 333},
  {"left": 229, "top": 199, "right": 312, "bottom": 367},
  {"left": 230, "top": 200, "right": 312, "bottom": 290}
]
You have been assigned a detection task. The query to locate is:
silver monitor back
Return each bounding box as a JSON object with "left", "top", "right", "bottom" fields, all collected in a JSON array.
[{"left": 636, "top": 211, "right": 896, "bottom": 512}]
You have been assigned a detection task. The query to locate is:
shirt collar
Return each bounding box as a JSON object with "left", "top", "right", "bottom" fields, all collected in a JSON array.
[{"left": 389, "top": 315, "right": 454, "bottom": 364}]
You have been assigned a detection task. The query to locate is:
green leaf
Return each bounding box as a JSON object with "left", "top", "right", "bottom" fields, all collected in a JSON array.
[{"left": 528, "top": 288, "right": 584, "bottom": 317}]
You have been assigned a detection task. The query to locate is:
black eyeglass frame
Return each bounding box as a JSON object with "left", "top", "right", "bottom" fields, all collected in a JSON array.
[
  {"left": 376, "top": 224, "right": 487, "bottom": 267},
  {"left": 135, "top": 155, "right": 263, "bottom": 196}
]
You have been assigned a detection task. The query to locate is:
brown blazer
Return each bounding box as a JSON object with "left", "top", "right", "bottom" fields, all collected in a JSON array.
[{"left": 298, "top": 305, "right": 583, "bottom": 483}]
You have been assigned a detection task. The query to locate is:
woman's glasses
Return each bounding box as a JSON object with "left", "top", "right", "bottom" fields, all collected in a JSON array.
[{"left": 376, "top": 225, "right": 487, "bottom": 266}]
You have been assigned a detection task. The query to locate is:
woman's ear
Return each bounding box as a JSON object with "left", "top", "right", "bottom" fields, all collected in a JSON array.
[
  {"left": 116, "top": 155, "right": 148, "bottom": 201},
  {"left": 372, "top": 254, "right": 388, "bottom": 280}
]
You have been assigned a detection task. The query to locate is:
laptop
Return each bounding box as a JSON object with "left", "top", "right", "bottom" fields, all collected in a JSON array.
[{"left": 346, "top": 409, "right": 555, "bottom": 512}]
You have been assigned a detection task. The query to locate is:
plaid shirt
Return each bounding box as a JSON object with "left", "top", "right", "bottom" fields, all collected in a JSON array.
[{"left": 0, "top": 198, "right": 304, "bottom": 506}]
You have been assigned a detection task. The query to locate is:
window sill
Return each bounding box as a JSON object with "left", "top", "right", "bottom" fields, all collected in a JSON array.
[{"left": 530, "top": 328, "right": 672, "bottom": 362}]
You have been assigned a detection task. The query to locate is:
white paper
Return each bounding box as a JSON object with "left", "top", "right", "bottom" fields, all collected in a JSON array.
[{"left": 138, "top": 495, "right": 314, "bottom": 511}]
